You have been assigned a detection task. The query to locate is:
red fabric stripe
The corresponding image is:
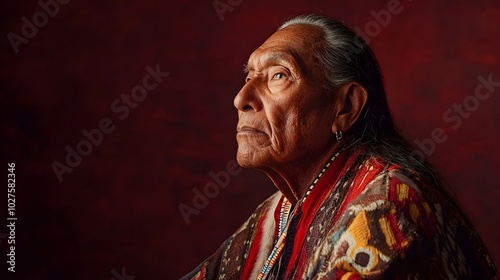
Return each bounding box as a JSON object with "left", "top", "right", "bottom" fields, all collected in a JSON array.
[
  {"left": 274, "top": 195, "right": 285, "bottom": 237},
  {"left": 386, "top": 212, "right": 407, "bottom": 252},
  {"left": 284, "top": 151, "right": 389, "bottom": 277},
  {"left": 284, "top": 152, "right": 349, "bottom": 277},
  {"left": 240, "top": 195, "right": 283, "bottom": 279}
]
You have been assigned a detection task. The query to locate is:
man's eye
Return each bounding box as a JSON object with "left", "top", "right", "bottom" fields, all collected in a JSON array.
[{"left": 272, "top": 73, "right": 286, "bottom": 80}]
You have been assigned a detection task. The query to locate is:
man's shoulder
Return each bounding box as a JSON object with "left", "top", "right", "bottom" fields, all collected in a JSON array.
[
  {"left": 346, "top": 155, "right": 431, "bottom": 206},
  {"left": 338, "top": 154, "right": 443, "bottom": 237}
]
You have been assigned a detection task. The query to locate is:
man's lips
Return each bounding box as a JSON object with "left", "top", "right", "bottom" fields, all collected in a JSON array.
[{"left": 236, "top": 126, "right": 267, "bottom": 135}]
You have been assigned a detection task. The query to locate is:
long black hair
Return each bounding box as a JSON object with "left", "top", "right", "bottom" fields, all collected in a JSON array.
[{"left": 280, "top": 14, "right": 443, "bottom": 189}]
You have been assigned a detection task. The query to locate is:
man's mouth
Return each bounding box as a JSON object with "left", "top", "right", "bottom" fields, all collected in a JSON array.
[{"left": 236, "top": 126, "right": 267, "bottom": 135}]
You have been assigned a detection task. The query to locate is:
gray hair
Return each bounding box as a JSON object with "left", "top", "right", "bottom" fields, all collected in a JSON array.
[
  {"left": 278, "top": 15, "right": 368, "bottom": 89},
  {"left": 278, "top": 14, "right": 390, "bottom": 142}
]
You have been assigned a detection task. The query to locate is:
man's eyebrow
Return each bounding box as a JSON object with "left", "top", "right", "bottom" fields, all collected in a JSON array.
[{"left": 243, "top": 51, "right": 298, "bottom": 74}]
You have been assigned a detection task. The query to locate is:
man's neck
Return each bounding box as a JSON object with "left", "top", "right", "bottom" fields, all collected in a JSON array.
[{"left": 262, "top": 143, "right": 343, "bottom": 205}]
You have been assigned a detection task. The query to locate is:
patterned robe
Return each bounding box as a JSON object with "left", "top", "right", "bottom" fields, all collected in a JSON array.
[{"left": 182, "top": 150, "right": 496, "bottom": 279}]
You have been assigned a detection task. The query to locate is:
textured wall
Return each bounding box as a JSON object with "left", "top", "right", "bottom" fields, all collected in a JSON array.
[{"left": 1, "top": 0, "right": 499, "bottom": 279}]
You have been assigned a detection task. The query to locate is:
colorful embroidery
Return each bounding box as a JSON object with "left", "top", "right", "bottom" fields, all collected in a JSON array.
[{"left": 182, "top": 151, "right": 497, "bottom": 279}]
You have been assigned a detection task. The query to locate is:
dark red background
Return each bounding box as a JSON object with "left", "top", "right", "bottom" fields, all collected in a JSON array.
[{"left": 1, "top": 0, "right": 499, "bottom": 279}]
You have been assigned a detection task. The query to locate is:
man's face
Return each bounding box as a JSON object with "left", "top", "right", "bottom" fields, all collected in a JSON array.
[{"left": 234, "top": 24, "right": 337, "bottom": 169}]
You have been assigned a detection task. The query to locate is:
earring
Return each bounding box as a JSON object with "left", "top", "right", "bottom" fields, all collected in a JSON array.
[{"left": 335, "top": 131, "right": 343, "bottom": 142}]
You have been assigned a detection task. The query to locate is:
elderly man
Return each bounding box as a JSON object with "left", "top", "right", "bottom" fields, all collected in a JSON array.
[{"left": 182, "top": 15, "right": 496, "bottom": 279}]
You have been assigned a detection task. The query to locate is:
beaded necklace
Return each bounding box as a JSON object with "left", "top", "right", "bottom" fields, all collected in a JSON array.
[
  {"left": 278, "top": 198, "right": 292, "bottom": 237},
  {"left": 257, "top": 149, "right": 342, "bottom": 280}
]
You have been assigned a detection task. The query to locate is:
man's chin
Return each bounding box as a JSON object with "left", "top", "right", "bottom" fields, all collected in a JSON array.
[
  {"left": 236, "top": 150, "right": 265, "bottom": 169},
  {"left": 235, "top": 155, "right": 258, "bottom": 169}
]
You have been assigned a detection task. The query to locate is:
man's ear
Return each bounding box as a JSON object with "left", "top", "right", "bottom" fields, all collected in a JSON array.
[{"left": 331, "top": 82, "right": 368, "bottom": 134}]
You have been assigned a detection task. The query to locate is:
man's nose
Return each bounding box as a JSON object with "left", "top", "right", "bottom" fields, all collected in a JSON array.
[{"left": 233, "top": 81, "right": 262, "bottom": 112}]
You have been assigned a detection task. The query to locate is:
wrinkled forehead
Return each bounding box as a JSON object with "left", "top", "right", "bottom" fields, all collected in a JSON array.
[{"left": 246, "top": 24, "right": 324, "bottom": 74}]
